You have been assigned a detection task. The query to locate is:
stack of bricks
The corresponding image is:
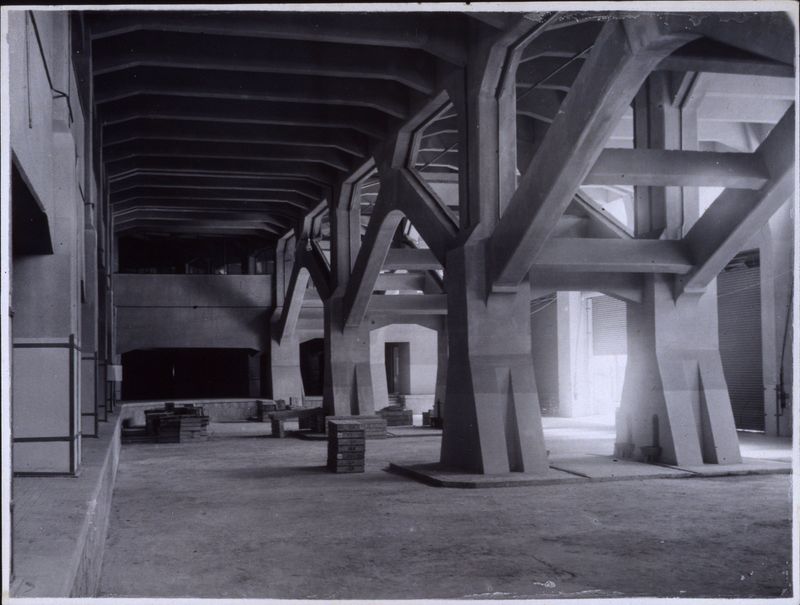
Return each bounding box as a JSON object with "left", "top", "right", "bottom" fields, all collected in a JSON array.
[{"left": 327, "top": 419, "right": 365, "bottom": 473}]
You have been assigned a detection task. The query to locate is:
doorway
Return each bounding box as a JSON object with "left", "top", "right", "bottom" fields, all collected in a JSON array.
[{"left": 384, "top": 342, "right": 410, "bottom": 396}]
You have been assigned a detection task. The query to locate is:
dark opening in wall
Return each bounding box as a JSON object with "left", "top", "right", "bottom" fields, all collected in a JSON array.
[
  {"left": 385, "top": 342, "right": 411, "bottom": 395},
  {"left": 11, "top": 160, "right": 53, "bottom": 256},
  {"left": 121, "top": 348, "right": 253, "bottom": 400},
  {"left": 299, "top": 339, "right": 325, "bottom": 397}
]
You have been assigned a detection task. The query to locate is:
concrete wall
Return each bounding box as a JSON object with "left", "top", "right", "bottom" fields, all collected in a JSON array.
[
  {"left": 369, "top": 323, "right": 438, "bottom": 413},
  {"left": 10, "top": 11, "right": 91, "bottom": 474},
  {"left": 114, "top": 274, "right": 272, "bottom": 353}
]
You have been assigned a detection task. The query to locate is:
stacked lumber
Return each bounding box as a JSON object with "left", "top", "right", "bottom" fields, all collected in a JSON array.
[{"left": 327, "top": 419, "right": 365, "bottom": 473}]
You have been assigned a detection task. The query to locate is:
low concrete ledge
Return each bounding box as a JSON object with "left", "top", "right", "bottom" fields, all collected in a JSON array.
[
  {"left": 120, "top": 398, "right": 264, "bottom": 424},
  {"left": 11, "top": 413, "right": 122, "bottom": 597},
  {"left": 390, "top": 455, "right": 791, "bottom": 489},
  {"left": 661, "top": 457, "right": 792, "bottom": 478},
  {"left": 388, "top": 462, "right": 585, "bottom": 488}
]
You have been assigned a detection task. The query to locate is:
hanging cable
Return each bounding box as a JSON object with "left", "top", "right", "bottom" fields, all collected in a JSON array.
[
  {"left": 27, "top": 11, "right": 74, "bottom": 125},
  {"left": 517, "top": 43, "right": 594, "bottom": 104}
]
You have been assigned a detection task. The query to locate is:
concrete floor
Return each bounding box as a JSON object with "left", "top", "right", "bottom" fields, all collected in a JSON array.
[{"left": 98, "top": 419, "right": 793, "bottom": 599}]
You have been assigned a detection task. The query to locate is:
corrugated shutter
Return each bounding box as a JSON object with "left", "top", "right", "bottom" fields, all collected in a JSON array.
[
  {"left": 592, "top": 296, "right": 627, "bottom": 355},
  {"left": 718, "top": 257, "right": 764, "bottom": 431}
]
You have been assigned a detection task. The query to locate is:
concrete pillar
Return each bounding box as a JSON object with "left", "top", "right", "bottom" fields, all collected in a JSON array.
[
  {"left": 555, "top": 292, "right": 580, "bottom": 416},
  {"left": 80, "top": 226, "right": 99, "bottom": 437},
  {"left": 323, "top": 295, "right": 375, "bottom": 416},
  {"left": 369, "top": 328, "right": 390, "bottom": 412},
  {"left": 617, "top": 275, "right": 742, "bottom": 465},
  {"left": 433, "top": 325, "right": 448, "bottom": 416},
  {"left": 530, "top": 292, "right": 582, "bottom": 417},
  {"left": 759, "top": 203, "right": 794, "bottom": 437},
  {"left": 96, "top": 263, "right": 109, "bottom": 422},
  {"left": 267, "top": 334, "right": 303, "bottom": 403},
  {"left": 440, "top": 241, "right": 549, "bottom": 474}
]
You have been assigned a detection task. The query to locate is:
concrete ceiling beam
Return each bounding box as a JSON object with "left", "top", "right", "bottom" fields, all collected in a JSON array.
[
  {"left": 115, "top": 219, "right": 280, "bottom": 236},
  {"left": 533, "top": 238, "right": 693, "bottom": 274},
  {"left": 586, "top": 148, "right": 769, "bottom": 189},
  {"left": 94, "top": 69, "right": 414, "bottom": 119},
  {"left": 112, "top": 207, "right": 294, "bottom": 228},
  {"left": 110, "top": 185, "right": 320, "bottom": 206},
  {"left": 659, "top": 52, "right": 793, "bottom": 78},
  {"left": 92, "top": 33, "right": 437, "bottom": 94},
  {"left": 99, "top": 97, "right": 390, "bottom": 140},
  {"left": 103, "top": 139, "right": 355, "bottom": 173},
  {"left": 112, "top": 197, "right": 309, "bottom": 215},
  {"left": 108, "top": 173, "right": 327, "bottom": 200},
  {"left": 105, "top": 157, "right": 335, "bottom": 186},
  {"left": 367, "top": 294, "right": 448, "bottom": 315},
  {"left": 489, "top": 16, "right": 699, "bottom": 289},
  {"left": 677, "top": 12, "right": 796, "bottom": 66},
  {"left": 89, "top": 11, "right": 468, "bottom": 66},
  {"left": 530, "top": 269, "right": 644, "bottom": 303},
  {"left": 104, "top": 120, "right": 370, "bottom": 157}
]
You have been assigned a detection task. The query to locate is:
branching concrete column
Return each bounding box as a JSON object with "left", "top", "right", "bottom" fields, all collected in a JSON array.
[
  {"left": 439, "top": 16, "right": 552, "bottom": 474},
  {"left": 322, "top": 172, "right": 376, "bottom": 417},
  {"left": 323, "top": 295, "right": 375, "bottom": 416},
  {"left": 440, "top": 241, "right": 549, "bottom": 474},
  {"left": 617, "top": 275, "right": 741, "bottom": 465}
]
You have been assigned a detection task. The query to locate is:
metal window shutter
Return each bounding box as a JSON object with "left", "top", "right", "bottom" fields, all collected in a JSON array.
[
  {"left": 717, "top": 264, "right": 764, "bottom": 431},
  {"left": 592, "top": 296, "right": 627, "bottom": 356}
]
